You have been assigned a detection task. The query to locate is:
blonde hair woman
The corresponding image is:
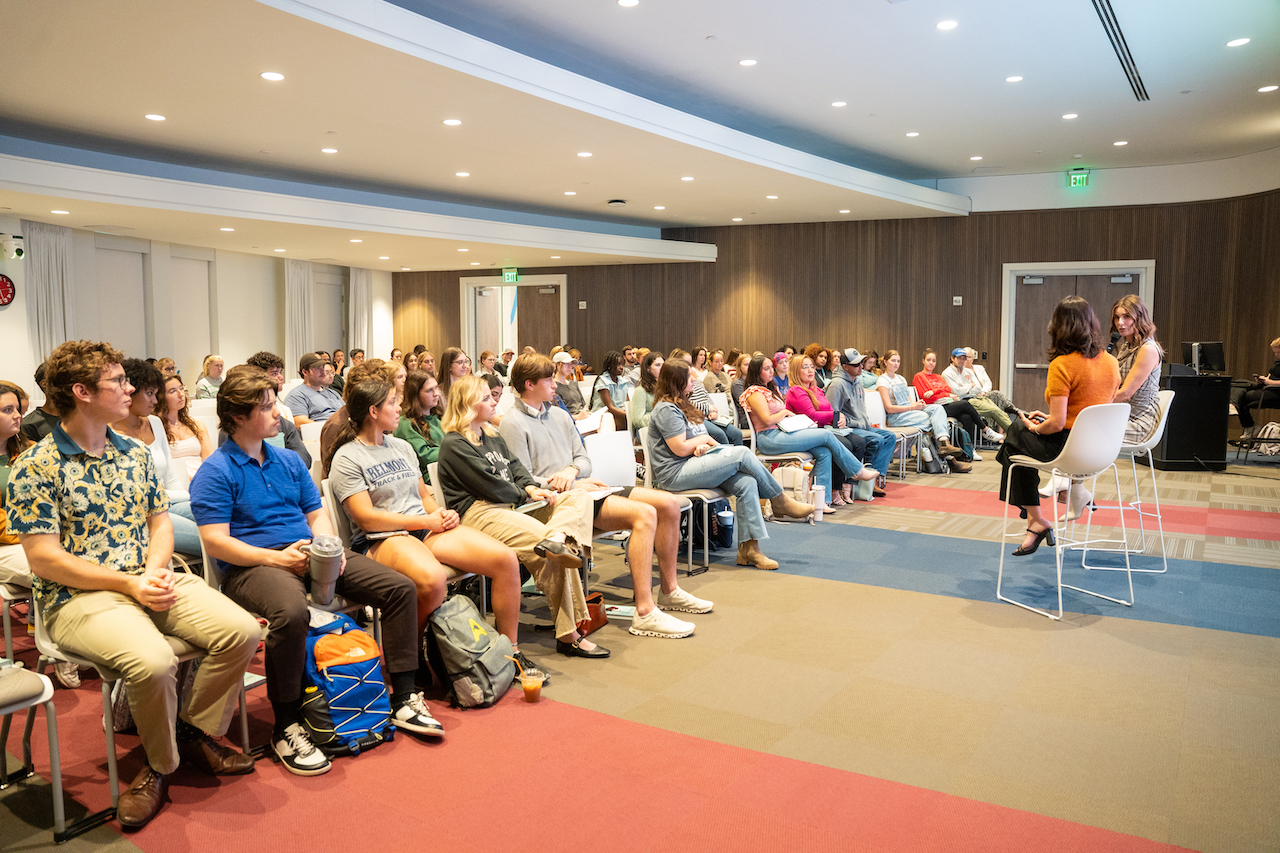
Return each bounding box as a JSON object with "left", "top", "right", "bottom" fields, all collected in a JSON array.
[
  {"left": 193, "top": 354, "right": 224, "bottom": 399},
  {"left": 437, "top": 375, "right": 606, "bottom": 658}
]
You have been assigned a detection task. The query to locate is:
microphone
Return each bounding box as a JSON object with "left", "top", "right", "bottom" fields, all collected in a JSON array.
[{"left": 1107, "top": 332, "right": 1121, "bottom": 354}]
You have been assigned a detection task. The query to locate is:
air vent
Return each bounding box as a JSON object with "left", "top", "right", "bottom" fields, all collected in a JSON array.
[
  {"left": 308, "top": 258, "right": 341, "bottom": 263},
  {"left": 1092, "top": 0, "right": 1150, "bottom": 101}
]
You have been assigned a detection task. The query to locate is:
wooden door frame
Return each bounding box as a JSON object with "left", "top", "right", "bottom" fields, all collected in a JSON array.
[
  {"left": 459, "top": 274, "right": 568, "bottom": 359},
  {"left": 999, "top": 260, "right": 1155, "bottom": 394}
]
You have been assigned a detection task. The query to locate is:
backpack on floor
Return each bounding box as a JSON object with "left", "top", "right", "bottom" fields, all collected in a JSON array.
[
  {"left": 1254, "top": 422, "right": 1280, "bottom": 456},
  {"left": 680, "top": 497, "right": 733, "bottom": 551},
  {"left": 302, "top": 612, "right": 395, "bottom": 756},
  {"left": 918, "top": 434, "right": 945, "bottom": 474},
  {"left": 423, "top": 594, "right": 515, "bottom": 709}
]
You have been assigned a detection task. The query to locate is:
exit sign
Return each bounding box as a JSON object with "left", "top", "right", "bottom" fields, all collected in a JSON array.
[
  {"left": 502, "top": 267, "right": 519, "bottom": 282},
  {"left": 1068, "top": 169, "right": 1090, "bottom": 188}
]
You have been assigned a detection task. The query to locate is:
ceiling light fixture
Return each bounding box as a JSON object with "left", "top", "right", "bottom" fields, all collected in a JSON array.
[
  {"left": 401, "top": 267, "right": 411, "bottom": 271},
  {"left": 937, "top": 20, "right": 958, "bottom": 30},
  {"left": 260, "top": 72, "right": 284, "bottom": 81},
  {"left": 379, "top": 256, "right": 389, "bottom": 260},
  {"left": 839, "top": 209, "right": 850, "bottom": 214},
  {"left": 577, "top": 152, "right": 592, "bottom": 157},
  {"left": 831, "top": 101, "right": 847, "bottom": 107},
  {"left": 766, "top": 195, "right": 778, "bottom": 199},
  {"left": 1005, "top": 76, "right": 1023, "bottom": 82},
  {"left": 739, "top": 59, "right": 757, "bottom": 66},
  {"left": 564, "top": 191, "right": 577, "bottom": 196},
  {"left": 470, "top": 262, "right": 480, "bottom": 265},
  {"left": 1260, "top": 85, "right": 1278, "bottom": 92},
  {"left": 458, "top": 248, "right": 469, "bottom": 252},
  {"left": 321, "top": 148, "right": 338, "bottom": 154},
  {"left": 145, "top": 114, "right": 166, "bottom": 121},
  {"left": 654, "top": 206, "right": 666, "bottom": 210},
  {"left": 970, "top": 156, "right": 983, "bottom": 160},
  {"left": 274, "top": 249, "right": 286, "bottom": 252},
  {"left": 220, "top": 227, "right": 235, "bottom": 232},
  {"left": 681, "top": 176, "right": 694, "bottom": 181},
  {"left": 906, "top": 132, "right": 920, "bottom": 137},
  {"left": 618, "top": 0, "right": 638, "bottom": 6},
  {"left": 550, "top": 256, "right": 561, "bottom": 259},
  {"left": 442, "top": 119, "right": 462, "bottom": 126},
  {"left": 1226, "top": 38, "right": 1250, "bottom": 47},
  {"left": 1114, "top": 140, "right": 1128, "bottom": 146},
  {"left": 51, "top": 210, "right": 70, "bottom": 215},
  {"left": 732, "top": 218, "right": 743, "bottom": 222},
  {"left": 1063, "top": 113, "right": 1079, "bottom": 119},
  {"left": 351, "top": 239, "right": 363, "bottom": 243},
  {"left": 455, "top": 171, "right": 470, "bottom": 177}
]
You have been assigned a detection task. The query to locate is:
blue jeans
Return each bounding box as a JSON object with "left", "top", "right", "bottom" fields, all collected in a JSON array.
[
  {"left": 661, "top": 446, "right": 781, "bottom": 544},
  {"left": 169, "top": 500, "right": 203, "bottom": 557},
  {"left": 756, "top": 427, "right": 863, "bottom": 499},
  {"left": 847, "top": 427, "right": 897, "bottom": 478},
  {"left": 705, "top": 420, "right": 744, "bottom": 446}
]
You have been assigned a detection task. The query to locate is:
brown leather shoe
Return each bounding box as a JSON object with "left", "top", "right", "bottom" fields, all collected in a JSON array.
[
  {"left": 872, "top": 485, "right": 886, "bottom": 498},
  {"left": 947, "top": 457, "right": 972, "bottom": 474},
  {"left": 736, "top": 540, "right": 779, "bottom": 570},
  {"left": 180, "top": 733, "right": 256, "bottom": 776},
  {"left": 117, "top": 765, "right": 167, "bottom": 829},
  {"left": 769, "top": 494, "right": 816, "bottom": 521}
]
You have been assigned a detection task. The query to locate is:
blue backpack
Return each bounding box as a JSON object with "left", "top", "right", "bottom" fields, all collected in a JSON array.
[{"left": 301, "top": 613, "right": 395, "bottom": 756}]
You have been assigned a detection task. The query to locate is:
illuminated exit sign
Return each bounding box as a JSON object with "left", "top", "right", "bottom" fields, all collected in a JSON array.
[
  {"left": 502, "top": 267, "right": 519, "bottom": 282},
  {"left": 1068, "top": 169, "right": 1090, "bottom": 188}
]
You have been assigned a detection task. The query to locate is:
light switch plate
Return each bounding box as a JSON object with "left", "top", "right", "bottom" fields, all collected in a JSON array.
[
  {"left": 578, "top": 301, "right": 587, "bottom": 309},
  {"left": 952, "top": 296, "right": 963, "bottom": 306}
]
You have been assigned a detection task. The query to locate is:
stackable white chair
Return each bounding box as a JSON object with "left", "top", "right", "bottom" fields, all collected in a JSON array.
[
  {"left": 996, "top": 403, "right": 1133, "bottom": 620},
  {"left": 1080, "top": 390, "right": 1176, "bottom": 574},
  {"left": 743, "top": 417, "right": 813, "bottom": 467},
  {"left": 582, "top": 430, "right": 636, "bottom": 548},
  {"left": 863, "top": 390, "right": 920, "bottom": 480},
  {"left": 188, "top": 398, "right": 217, "bottom": 416},
  {"left": 637, "top": 428, "right": 722, "bottom": 575},
  {"left": 1, "top": 582, "right": 29, "bottom": 663},
  {"left": 299, "top": 421, "right": 323, "bottom": 444},
  {"left": 1, "top": 662, "right": 66, "bottom": 841}
]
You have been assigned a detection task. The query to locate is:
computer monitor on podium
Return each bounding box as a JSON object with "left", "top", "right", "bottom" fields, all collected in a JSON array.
[{"left": 1181, "top": 341, "right": 1226, "bottom": 374}]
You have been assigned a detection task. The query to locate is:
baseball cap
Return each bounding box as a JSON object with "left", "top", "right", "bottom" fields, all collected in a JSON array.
[
  {"left": 552, "top": 351, "right": 574, "bottom": 364},
  {"left": 840, "top": 347, "right": 867, "bottom": 366},
  {"left": 300, "top": 352, "right": 329, "bottom": 372},
  {"left": 951, "top": 347, "right": 968, "bottom": 358}
]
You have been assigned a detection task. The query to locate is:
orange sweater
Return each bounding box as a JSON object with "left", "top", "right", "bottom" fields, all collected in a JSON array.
[{"left": 1046, "top": 351, "right": 1121, "bottom": 429}]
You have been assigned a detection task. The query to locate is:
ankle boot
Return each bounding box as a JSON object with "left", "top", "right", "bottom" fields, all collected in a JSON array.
[
  {"left": 736, "top": 539, "right": 779, "bottom": 570},
  {"left": 770, "top": 493, "right": 816, "bottom": 520},
  {"left": 947, "top": 456, "right": 972, "bottom": 474}
]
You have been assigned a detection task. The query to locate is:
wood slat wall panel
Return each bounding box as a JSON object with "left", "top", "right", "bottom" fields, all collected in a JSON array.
[{"left": 392, "top": 189, "right": 1280, "bottom": 381}]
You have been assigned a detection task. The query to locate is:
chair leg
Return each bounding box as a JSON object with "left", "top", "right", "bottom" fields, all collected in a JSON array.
[
  {"left": 43, "top": 697, "right": 67, "bottom": 841},
  {"left": 995, "top": 460, "right": 1063, "bottom": 620},
  {"left": 1061, "top": 463, "right": 1134, "bottom": 607},
  {"left": 2, "top": 601, "right": 13, "bottom": 664}
]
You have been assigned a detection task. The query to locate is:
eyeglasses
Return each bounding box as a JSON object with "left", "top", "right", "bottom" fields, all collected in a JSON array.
[{"left": 97, "top": 375, "right": 130, "bottom": 388}]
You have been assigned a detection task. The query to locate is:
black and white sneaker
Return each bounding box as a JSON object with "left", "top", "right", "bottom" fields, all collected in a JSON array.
[
  {"left": 392, "top": 692, "right": 445, "bottom": 737},
  {"left": 272, "top": 723, "right": 331, "bottom": 776}
]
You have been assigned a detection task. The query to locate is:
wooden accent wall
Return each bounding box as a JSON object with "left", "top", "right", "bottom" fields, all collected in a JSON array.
[{"left": 393, "top": 188, "right": 1280, "bottom": 381}]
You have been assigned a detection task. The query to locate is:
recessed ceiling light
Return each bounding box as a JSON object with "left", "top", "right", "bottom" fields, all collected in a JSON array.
[
  {"left": 274, "top": 249, "right": 286, "bottom": 252},
  {"left": 618, "top": 0, "right": 638, "bottom": 6},
  {"left": 260, "top": 72, "right": 284, "bottom": 81},
  {"left": 145, "top": 114, "right": 166, "bottom": 121},
  {"left": 51, "top": 209, "right": 70, "bottom": 215},
  {"left": 350, "top": 239, "right": 363, "bottom": 243},
  {"left": 970, "top": 156, "right": 983, "bottom": 160},
  {"left": 470, "top": 262, "right": 480, "bottom": 265},
  {"left": 906, "top": 132, "right": 920, "bottom": 137},
  {"left": 455, "top": 171, "right": 470, "bottom": 177},
  {"left": 732, "top": 218, "right": 743, "bottom": 222},
  {"left": 654, "top": 206, "right": 666, "bottom": 210},
  {"left": 739, "top": 59, "right": 757, "bottom": 66},
  {"left": 564, "top": 191, "right": 577, "bottom": 196},
  {"left": 937, "top": 20, "right": 958, "bottom": 30},
  {"left": 1114, "top": 140, "right": 1128, "bottom": 146},
  {"left": 577, "top": 152, "right": 592, "bottom": 157},
  {"left": 831, "top": 101, "right": 847, "bottom": 107},
  {"left": 681, "top": 176, "right": 694, "bottom": 181},
  {"left": 766, "top": 195, "right": 778, "bottom": 199},
  {"left": 550, "top": 256, "right": 561, "bottom": 259},
  {"left": 1260, "top": 85, "right": 1279, "bottom": 92},
  {"left": 1005, "top": 76, "right": 1023, "bottom": 82},
  {"left": 458, "top": 248, "right": 469, "bottom": 252},
  {"left": 321, "top": 148, "right": 338, "bottom": 154},
  {"left": 1063, "top": 113, "right": 1079, "bottom": 119},
  {"left": 401, "top": 267, "right": 411, "bottom": 271},
  {"left": 442, "top": 119, "right": 462, "bottom": 126},
  {"left": 379, "top": 256, "right": 389, "bottom": 260},
  {"left": 839, "top": 210, "right": 850, "bottom": 214},
  {"left": 1226, "top": 38, "right": 1250, "bottom": 47},
  {"left": 220, "top": 227, "right": 235, "bottom": 232}
]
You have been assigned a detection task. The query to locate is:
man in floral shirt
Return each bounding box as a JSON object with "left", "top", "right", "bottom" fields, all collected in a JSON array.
[{"left": 6, "top": 340, "right": 260, "bottom": 830}]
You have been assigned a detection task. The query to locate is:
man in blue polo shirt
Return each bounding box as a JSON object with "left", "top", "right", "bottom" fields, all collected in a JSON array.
[
  {"left": 283, "top": 352, "right": 343, "bottom": 426},
  {"left": 191, "top": 366, "right": 440, "bottom": 778}
]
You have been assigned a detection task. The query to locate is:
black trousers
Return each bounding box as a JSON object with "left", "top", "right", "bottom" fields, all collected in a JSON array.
[
  {"left": 222, "top": 550, "right": 417, "bottom": 704},
  {"left": 997, "top": 420, "right": 1070, "bottom": 508},
  {"left": 1235, "top": 387, "right": 1280, "bottom": 428}
]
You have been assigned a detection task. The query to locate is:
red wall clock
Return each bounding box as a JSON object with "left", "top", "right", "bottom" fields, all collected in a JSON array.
[{"left": 0, "top": 274, "right": 14, "bottom": 307}]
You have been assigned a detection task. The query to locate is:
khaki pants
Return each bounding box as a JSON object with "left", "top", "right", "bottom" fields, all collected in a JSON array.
[
  {"left": 968, "top": 396, "right": 1012, "bottom": 429},
  {"left": 45, "top": 573, "right": 260, "bottom": 774},
  {"left": 462, "top": 491, "right": 593, "bottom": 638}
]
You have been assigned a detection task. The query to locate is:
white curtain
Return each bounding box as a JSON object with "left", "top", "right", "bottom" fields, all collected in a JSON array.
[
  {"left": 285, "top": 259, "right": 314, "bottom": 371},
  {"left": 21, "top": 219, "right": 74, "bottom": 361},
  {"left": 348, "top": 267, "right": 371, "bottom": 354}
]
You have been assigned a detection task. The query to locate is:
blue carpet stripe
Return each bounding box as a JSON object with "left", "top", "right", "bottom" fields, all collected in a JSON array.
[{"left": 748, "top": 522, "right": 1280, "bottom": 637}]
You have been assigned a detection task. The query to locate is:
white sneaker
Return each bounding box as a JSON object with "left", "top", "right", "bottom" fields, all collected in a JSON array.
[
  {"left": 392, "top": 692, "right": 444, "bottom": 737},
  {"left": 656, "top": 586, "right": 714, "bottom": 614},
  {"left": 53, "top": 660, "right": 81, "bottom": 689},
  {"left": 983, "top": 427, "right": 1004, "bottom": 444},
  {"left": 273, "top": 723, "right": 331, "bottom": 776},
  {"left": 970, "top": 452, "right": 983, "bottom": 462},
  {"left": 629, "top": 607, "right": 695, "bottom": 638}
]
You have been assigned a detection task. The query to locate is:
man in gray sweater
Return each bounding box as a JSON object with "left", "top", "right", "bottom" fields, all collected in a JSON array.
[
  {"left": 498, "top": 354, "right": 711, "bottom": 639},
  {"left": 825, "top": 348, "right": 898, "bottom": 496}
]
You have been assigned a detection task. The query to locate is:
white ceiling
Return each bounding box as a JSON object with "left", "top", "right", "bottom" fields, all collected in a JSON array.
[{"left": 0, "top": 0, "right": 1276, "bottom": 269}]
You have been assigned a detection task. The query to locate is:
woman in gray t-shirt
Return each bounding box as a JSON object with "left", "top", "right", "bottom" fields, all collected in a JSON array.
[
  {"left": 327, "top": 378, "right": 526, "bottom": 655},
  {"left": 646, "top": 361, "right": 816, "bottom": 571}
]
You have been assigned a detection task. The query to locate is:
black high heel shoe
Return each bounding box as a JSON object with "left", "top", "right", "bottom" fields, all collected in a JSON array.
[{"left": 1012, "top": 524, "right": 1056, "bottom": 556}]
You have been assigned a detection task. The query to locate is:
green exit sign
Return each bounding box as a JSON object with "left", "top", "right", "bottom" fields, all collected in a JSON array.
[
  {"left": 502, "top": 267, "right": 519, "bottom": 283},
  {"left": 1068, "top": 169, "right": 1090, "bottom": 188}
]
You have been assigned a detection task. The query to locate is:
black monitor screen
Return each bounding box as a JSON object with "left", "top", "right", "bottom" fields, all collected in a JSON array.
[{"left": 1181, "top": 341, "right": 1226, "bottom": 373}]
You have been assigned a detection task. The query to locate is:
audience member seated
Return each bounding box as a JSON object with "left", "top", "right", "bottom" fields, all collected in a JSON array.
[
  {"left": 628, "top": 351, "right": 664, "bottom": 437},
  {"left": 482, "top": 373, "right": 505, "bottom": 427},
  {"left": 327, "top": 378, "right": 531, "bottom": 668},
  {"left": 192, "top": 367, "right": 438, "bottom": 778},
  {"left": 702, "top": 349, "right": 732, "bottom": 395},
  {"left": 729, "top": 353, "right": 752, "bottom": 428},
  {"left": 689, "top": 347, "right": 710, "bottom": 384},
  {"left": 772, "top": 351, "right": 791, "bottom": 395},
  {"left": 1235, "top": 336, "right": 1280, "bottom": 440},
  {"left": 859, "top": 351, "right": 881, "bottom": 390},
  {"left": 1110, "top": 294, "right": 1165, "bottom": 444},
  {"left": 112, "top": 360, "right": 204, "bottom": 557},
  {"left": 392, "top": 369, "right": 444, "bottom": 481},
  {"left": 912, "top": 348, "right": 987, "bottom": 459},
  {"left": 418, "top": 349, "right": 437, "bottom": 377},
  {"left": 672, "top": 349, "right": 743, "bottom": 446},
  {"left": 402, "top": 351, "right": 419, "bottom": 373},
  {"left": 997, "top": 296, "right": 1120, "bottom": 555},
  {"left": 319, "top": 359, "right": 403, "bottom": 475},
  {"left": 650, "top": 360, "right": 814, "bottom": 570},
  {"left": 940, "top": 348, "right": 1012, "bottom": 440},
  {"left": 876, "top": 350, "right": 971, "bottom": 473},
  {"left": 435, "top": 346, "right": 471, "bottom": 407},
  {"left": 22, "top": 361, "right": 61, "bottom": 441},
  {"left": 9, "top": 339, "right": 259, "bottom": 828},
  {"left": 620, "top": 345, "right": 641, "bottom": 385},
  {"left": 553, "top": 351, "right": 589, "bottom": 418},
  {"left": 437, "top": 375, "right": 605, "bottom": 659},
  {"left": 824, "top": 349, "right": 898, "bottom": 498},
  {"left": 589, "top": 350, "right": 631, "bottom": 431},
  {"left": 245, "top": 351, "right": 296, "bottom": 423},
  {"left": 500, "top": 354, "right": 710, "bottom": 638},
  {"left": 155, "top": 357, "right": 177, "bottom": 380},
  {"left": 495, "top": 348, "right": 514, "bottom": 378},
  {"left": 390, "top": 348, "right": 403, "bottom": 363},
  {"left": 157, "top": 374, "right": 213, "bottom": 483},
  {"left": 193, "top": 354, "right": 225, "bottom": 400},
  {"left": 284, "top": 353, "right": 343, "bottom": 425},
  {"left": 803, "top": 344, "right": 832, "bottom": 388},
  {"left": 741, "top": 355, "right": 865, "bottom": 506},
  {"left": 477, "top": 351, "right": 501, "bottom": 381},
  {"left": 785, "top": 354, "right": 879, "bottom": 505}
]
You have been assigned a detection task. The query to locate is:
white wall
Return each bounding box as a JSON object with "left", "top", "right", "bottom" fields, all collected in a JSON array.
[
  {"left": 310, "top": 264, "right": 347, "bottom": 356},
  {"left": 213, "top": 250, "right": 285, "bottom": 368},
  {"left": 170, "top": 255, "right": 211, "bottom": 379},
  {"left": 370, "top": 269, "right": 394, "bottom": 363},
  {"left": 94, "top": 247, "right": 147, "bottom": 359},
  {"left": 0, "top": 215, "right": 36, "bottom": 402}
]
